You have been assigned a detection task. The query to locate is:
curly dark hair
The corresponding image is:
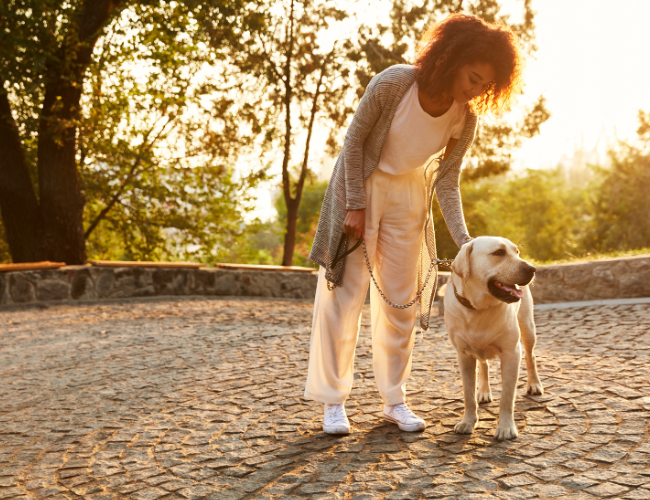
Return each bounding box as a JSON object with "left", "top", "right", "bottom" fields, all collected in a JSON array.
[{"left": 414, "top": 13, "right": 522, "bottom": 114}]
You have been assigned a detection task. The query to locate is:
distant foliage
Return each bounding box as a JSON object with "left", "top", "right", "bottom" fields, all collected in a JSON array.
[
  {"left": 584, "top": 146, "right": 650, "bottom": 253},
  {"left": 203, "top": 179, "right": 328, "bottom": 268},
  {"left": 431, "top": 110, "right": 650, "bottom": 263},
  {"left": 444, "top": 168, "right": 587, "bottom": 262}
]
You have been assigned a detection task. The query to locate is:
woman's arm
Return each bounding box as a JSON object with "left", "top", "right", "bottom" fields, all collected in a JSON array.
[
  {"left": 341, "top": 76, "right": 383, "bottom": 210},
  {"left": 340, "top": 76, "right": 386, "bottom": 239},
  {"left": 443, "top": 138, "right": 459, "bottom": 161},
  {"left": 436, "top": 138, "right": 471, "bottom": 247}
]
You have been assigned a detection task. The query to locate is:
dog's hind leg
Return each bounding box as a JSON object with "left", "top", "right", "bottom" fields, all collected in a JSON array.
[
  {"left": 518, "top": 289, "right": 543, "bottom": 395},
  {"left": 455, "top": 354, "right": 479, "bottom": 434},
  {"left": 477, "top": 360, "right": 493, "bottom": 403}
]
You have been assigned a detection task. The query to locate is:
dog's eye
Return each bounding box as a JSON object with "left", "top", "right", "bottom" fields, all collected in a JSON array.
[{"left": 492, "top": 249, "right": 506, "bottom": 256}]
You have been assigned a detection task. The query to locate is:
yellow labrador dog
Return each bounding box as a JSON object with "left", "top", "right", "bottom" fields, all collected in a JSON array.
[{"left": 444, "top": 236, "right": 543, "bottom": 440}]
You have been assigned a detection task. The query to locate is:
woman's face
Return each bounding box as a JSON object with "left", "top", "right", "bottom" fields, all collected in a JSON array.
[{"left": 451, "top": 61, "right": 496, "bottom": 104}]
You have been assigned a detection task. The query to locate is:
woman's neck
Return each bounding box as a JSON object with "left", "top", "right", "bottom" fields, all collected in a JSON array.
[{"left": 418, "top": 89, "right": 454, "bottom": 118}]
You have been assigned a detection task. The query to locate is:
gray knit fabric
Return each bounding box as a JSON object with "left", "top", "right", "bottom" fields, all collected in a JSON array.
[{"left": 309, "top": 64, "right": 477, "bottom": 329}]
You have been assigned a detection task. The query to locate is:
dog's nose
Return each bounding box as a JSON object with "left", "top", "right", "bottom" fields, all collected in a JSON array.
[{"left": 520, "top": 263, "right": 536, "bottom": 282}]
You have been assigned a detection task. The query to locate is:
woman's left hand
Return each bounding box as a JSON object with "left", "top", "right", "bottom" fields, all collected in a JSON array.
[{"left": 343, "top": 209, "right": 366, "bottom": 240}]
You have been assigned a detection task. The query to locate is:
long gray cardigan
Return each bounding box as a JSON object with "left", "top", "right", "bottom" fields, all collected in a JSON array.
[{"left": 309, "top": 64, "right": 477, "bottom": 329}]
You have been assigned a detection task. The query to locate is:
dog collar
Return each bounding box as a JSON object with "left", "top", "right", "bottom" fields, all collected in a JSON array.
[{"left": 451, "top": 280, "right": 476, "bottom": 310}]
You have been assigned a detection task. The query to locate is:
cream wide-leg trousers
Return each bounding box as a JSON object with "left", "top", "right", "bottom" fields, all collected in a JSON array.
[{"left": 305, "top": 166, "right": 427, "bottom": 405}]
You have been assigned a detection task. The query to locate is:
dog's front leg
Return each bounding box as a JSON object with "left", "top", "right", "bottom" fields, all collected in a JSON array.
[
  {"left": 495, "top": 345, "right": 521, "bottom": 440},
  {"left": 477, "top": 360, "right": 493, "bottom": 403},
  {"left": 455, "top": 353, "right": 478, "bottom": 434}
]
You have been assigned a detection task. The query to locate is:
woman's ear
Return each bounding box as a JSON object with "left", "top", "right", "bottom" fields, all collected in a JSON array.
[{"left": 451, "top": 240, "right": 474, "bottom": 284}]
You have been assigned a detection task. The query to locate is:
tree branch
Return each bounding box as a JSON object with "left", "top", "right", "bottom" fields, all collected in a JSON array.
[
  {"left": 84, "top": 113, "right": 177, "bottom": 238},
  {"left": 294, "top": 49, "right": 333, "bottom": 205},
  {"left": 366, "top": 39, "right": 409, "bottom": 65},
  {"left": 257, "top": 32, "right": 285, "bottom": 84}
]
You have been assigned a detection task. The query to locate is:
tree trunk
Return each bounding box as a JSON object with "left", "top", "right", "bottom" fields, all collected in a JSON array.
[
  {"left": 0, "top": 89, "right": 45, "bottom": 262},
  {"left": 282, "top": 199, "right": 299, "bottom": 267},
  {"left": 37, "top": 86, "right": 88, "bottom": 264},
  {"left": 36, "top": 0, "right": 121, "bottom": 264},
  {"left": 0, "top": 0, "right": 121, "bottom": 264},
  {"left": 280, "top": 0, "right": 296, "bottom": 267}
]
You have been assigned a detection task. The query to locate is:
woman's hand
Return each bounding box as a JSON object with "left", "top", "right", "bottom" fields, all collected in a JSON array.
[{"left": 343, "top": 209, "right": 366, "bottom": 240}]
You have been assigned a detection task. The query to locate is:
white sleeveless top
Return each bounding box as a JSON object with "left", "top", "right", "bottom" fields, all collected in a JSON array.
[{"left": 377, "top": 82, "right": 466, "bottom": 176}]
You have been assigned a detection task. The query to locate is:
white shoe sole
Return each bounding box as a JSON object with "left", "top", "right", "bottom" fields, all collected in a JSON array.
[
  {"left": 323, "top": 424, "right": 350, "bottom": 435},
  {"left": 383, "top": 414, "right": 426, "bottom": 432}
]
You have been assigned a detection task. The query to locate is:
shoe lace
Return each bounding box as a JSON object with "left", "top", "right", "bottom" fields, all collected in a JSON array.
[
  {"left": 327, "top": 405, "right": 344, "bottom": 422},
  {"left": 392, "top": 403, "right": 414, "bottom": 420}
]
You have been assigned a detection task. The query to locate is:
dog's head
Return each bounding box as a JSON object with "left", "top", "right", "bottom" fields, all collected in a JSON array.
[{"left": 451, "top": 236, "right": 536, "bottom": 305}]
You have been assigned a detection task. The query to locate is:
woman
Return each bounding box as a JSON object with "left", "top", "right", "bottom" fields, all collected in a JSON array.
[{"left": 305, "top": 13, "right": 522, "bottom": 434}]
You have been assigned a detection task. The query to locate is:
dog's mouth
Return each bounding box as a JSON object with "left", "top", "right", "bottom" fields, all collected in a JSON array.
[{"left": 488, "top": 280, "right": 524, "bottom": 303}]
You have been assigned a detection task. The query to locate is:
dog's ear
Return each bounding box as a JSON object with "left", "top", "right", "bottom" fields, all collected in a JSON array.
[{"left": 452, "top": 240, "right": 474, "bottom": 284}]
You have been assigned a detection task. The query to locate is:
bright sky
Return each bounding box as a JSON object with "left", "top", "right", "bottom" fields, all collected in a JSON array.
[
  {"left": 505, "top": 0, "right": 650, "bottom": 168},
  {"left": 249, "top": 0, "right": 650, "bottom": 219}
]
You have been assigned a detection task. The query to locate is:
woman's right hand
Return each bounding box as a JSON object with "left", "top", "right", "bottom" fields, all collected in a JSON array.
[{"left": 343, "top": 209, "right": 366, "bottom": 240}]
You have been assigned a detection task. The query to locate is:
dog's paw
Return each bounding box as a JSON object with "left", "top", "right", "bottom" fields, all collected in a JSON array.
[
  {"left": 454, "top": 419, "right": 477, "bottom": 434},
  {"left": 494, "top": 420, "right": 518, "bottom": 440},
  {"left": 477, "top": 390, "right": 493, "bottom": 403},
  {"left": 527, "top": 380, "right": 544, "bottom": 395}
]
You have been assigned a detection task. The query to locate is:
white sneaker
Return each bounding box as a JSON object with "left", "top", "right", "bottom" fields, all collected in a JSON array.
[
  {"left": 323, "top": 404, "right": 350, "bottom": 434},
  {"left": 383, "top": 403, "right": 426, "bottom": 432}
]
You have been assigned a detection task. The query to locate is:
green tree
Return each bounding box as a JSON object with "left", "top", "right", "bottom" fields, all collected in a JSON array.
[
  {"left": 0, "top": 0, "right": 264, "bottom": 264},
  {"left": 353, "top": 0, "right": 536, "bottom": 89},
  {"left": 584, "top": 111, "right": 650, "bottom": 253},
  {"left": 219, "top": 0, "right": 357, "bottom": 266},
  {"left": 0, "top": 0, "right": 124, "bottom": 264}
]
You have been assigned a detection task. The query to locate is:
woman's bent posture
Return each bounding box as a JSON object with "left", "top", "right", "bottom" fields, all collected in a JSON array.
[{"left": 305, "top": 13, "right": 522, "bottom": 434}]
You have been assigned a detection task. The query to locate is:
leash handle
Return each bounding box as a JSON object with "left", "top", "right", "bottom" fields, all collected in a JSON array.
[{"left": 330, "top": 233, "right": 363, "bottom": 268}]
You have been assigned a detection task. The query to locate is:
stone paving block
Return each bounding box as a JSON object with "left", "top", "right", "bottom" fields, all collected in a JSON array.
[
  {"left": 463, "top": 479, "right": 498, "bottom": 492},
  {"left": 131, "top": 488, "right": 168, "bottom": 500},
  {"left": 422, "top": 483, "right": 463, "bottom": 497},
  {"left": 492, "top": 489, "right": 537, "bottom": 500},
  {"left": 623, "top": 490, "right": 650, "bottom": 500},
  {"left": 585, "top": 481, "right": 631, "bottom": 497},
  {"left": 498, "top": 473, "right": 536, "bottom": 488},
  {"left": 560, "top": 475, "right": 600, "bottom": 490}
]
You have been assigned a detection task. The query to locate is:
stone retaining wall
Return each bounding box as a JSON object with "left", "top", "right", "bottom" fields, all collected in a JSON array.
[
  {"left": 531, "top": 254, "right": 650, "bottom": 303},
  {"left": 1, "top": 254, "right": 649, "bottom": 307},
  {"left": 0, "top": 266, "right": 319, "bottom": 306}
]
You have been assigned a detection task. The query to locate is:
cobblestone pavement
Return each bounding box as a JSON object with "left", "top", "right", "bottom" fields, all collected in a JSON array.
[{"left": 2, "top": 297, "right": 650, "bottom": 500}]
